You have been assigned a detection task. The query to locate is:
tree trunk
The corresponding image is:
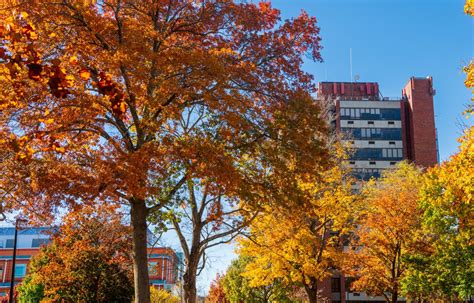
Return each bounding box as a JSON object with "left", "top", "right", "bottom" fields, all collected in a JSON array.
[
  {"left": 391, "top": 290, "right": 398, "bottom": 303},
  {"left": 304, "top": 282, "right": 318, "bottom": 303},
  {"left": 131, "top": 199, "right": 151, "bottom": 303},
  {"left": 183, "top": 269, "right": 197, "bottom": 303}
]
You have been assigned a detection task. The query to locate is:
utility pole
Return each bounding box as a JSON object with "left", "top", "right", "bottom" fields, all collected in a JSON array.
[
  {"left": 8, "top": 220, "right": 18, "bottom": 303},
  {"left": 9, "top": 218, "right": 25, "bottom": 303}
]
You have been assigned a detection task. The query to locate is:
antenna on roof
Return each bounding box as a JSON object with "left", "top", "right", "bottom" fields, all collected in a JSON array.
[{"left": 350, "top": 48, "right": 353, "bottom": 83}]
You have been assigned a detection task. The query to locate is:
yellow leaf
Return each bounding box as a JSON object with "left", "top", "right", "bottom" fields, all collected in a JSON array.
[
  {"left": 69, "top": 56, "right": 78, "bottom": 65},
  {"left": 79, "top": 69, "right": 91, "bottom": 80}
]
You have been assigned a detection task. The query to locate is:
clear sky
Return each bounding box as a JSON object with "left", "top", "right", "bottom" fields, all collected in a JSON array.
[{"left": 183, "top": 0, "right": 473, "bottom": 294}]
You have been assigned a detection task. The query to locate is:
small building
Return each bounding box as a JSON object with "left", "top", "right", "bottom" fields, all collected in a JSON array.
[{"left": 0, "top": 227, "right": 181, "bottom": 297}]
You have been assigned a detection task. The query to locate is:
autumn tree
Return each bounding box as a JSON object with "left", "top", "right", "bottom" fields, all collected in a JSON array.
[
  {"left": 222, "top": 255, "right": 296, "bottom": 303},
  {"left": 401, "top": 127, "right": 474, "bottom": 300},
  {"left": 239, "top": 150, "right": 358, "bottom": 303},
  {"left": 346, "top": 162, "right": 427, "bottom": 303},
  {"left": 154, "top": 178, "right": 257, "bottom": 303},
  {"left": 206, "top": 274, "right": 228, "bottom": 303},
  {"left": 0, "top": 1, "right": 327, "bottom": 302},
  {"left": 17, "top": 204, "right": 134, "bottom": 303},
  {"left": 150, "top": 288, "right": 180, "bottom": 303}
]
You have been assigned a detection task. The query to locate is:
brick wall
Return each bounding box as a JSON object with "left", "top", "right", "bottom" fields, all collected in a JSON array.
[{"left": 402, "top": 77, "right": 438, "bottom": 167}]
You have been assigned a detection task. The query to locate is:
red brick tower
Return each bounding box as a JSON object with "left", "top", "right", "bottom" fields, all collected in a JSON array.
[{"left": 402, "top": 77, "right": 438, "bottom": 167}]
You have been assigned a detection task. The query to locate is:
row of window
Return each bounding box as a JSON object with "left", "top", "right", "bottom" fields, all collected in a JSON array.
[
  {"left": 342, "top": 127, "right": 402, "bottom": 140},
  {"left": 0, "top": 238, "right": 50, "bottom": 249},
  {"left": 340, "top": 108, "right": 401, "bottom": 120},
  {"left": 351, "top": 168, "right": 383, "bottom": 180},
  {"left": 351, "top": 148, "right": 403, "bottom": 160},
  {"left": 0, "top": 264, "right": 27, "bottom": 278}
]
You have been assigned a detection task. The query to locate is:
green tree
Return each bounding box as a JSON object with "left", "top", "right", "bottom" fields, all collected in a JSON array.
[
  {"left": 222, "top": 256, "right": 295, "bottom": 303},
  {"left": 17, "top": 276, "right": 44, "bottom": 303},
  {"left": 402, "top": 127, "right": 474, "bottom": 300}
]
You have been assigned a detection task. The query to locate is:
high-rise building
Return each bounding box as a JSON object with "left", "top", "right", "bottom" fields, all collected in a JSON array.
[
  {"left": 318, "top": 77, "right": 438, "bottom": 181},
  {"left": 316, "top": 77, "right": 438, "bottom": 303}
]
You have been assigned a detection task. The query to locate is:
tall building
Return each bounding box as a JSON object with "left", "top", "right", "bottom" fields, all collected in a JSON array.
[
  {"left": 0, "top": 227, "right": 180, "bottom": 298},
  {"left": 316, "top": 77, "right": 438, "bottom": 303},
  {"left": 318, "top": 77, "right": 438, "bottom": 181}
]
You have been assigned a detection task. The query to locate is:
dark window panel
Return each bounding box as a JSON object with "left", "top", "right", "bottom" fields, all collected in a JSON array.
[{"left": 340, "top": 108, "right": 401, "bottom": 121}]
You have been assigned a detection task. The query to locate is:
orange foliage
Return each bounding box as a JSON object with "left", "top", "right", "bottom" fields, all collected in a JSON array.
[
  {"left": 345, "top": 162, "right": 427, "bottom": 303},
  {"left": 0, "top": 1, "right": 326, "bottom": 301},
  {"left": 206, "top": 274, "right": 228, "bottom": 303},
  {"left": 20, "top": 204, "right": 133, "bottom": 302}
]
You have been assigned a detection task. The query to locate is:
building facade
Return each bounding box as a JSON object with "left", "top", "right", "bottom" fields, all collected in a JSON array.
[
  {"left": 316, "top": 77, "right": 438, "bottom": 302},
  {"left": 148, "top": 247, "right": 181, "bottom": 290},
  {"left": 318, "top": 77, "right": 438, "bottom": 181},
  {"left": 0, "top": 227, "right": 180, "bottom": 297},
  {"left": 0, "top": 228, "right": 50, "bottom": 297}
]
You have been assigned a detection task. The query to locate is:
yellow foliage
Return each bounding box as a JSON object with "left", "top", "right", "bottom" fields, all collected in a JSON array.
[
  {"left": 150, "top": 288, "right": 179, "bottom": 303},
  {"left": 347, "top": 162, "right": 425, "bottom": 299},
  {"left": 239, "top": 151, "right": 359, "bottom": 294},
  {"left": 465, "top": 0, "right": 474, "bottom": 16}
]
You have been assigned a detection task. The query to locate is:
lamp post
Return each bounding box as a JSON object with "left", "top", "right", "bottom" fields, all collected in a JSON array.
[{"left": 9, "top": 218, "right": 26, "bottom": 303}]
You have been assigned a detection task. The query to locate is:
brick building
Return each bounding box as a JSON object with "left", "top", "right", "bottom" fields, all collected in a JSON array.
[
  {"left": 316, "top": 77, "right": 438, "bottom": 302},
  {"left": 319, "top": 77, "right": 438, "bottom": 181},
  {"left": 0, "top": 227, "right": 181, "bottom": 298}
]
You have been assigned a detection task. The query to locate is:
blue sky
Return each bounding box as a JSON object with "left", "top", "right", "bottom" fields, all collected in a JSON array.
[
  {"left": 185, "top": 0, "right": 473, "bottom": 293},
  {"left": 282, "top": 0, "right": 473, "bottom": 161}
]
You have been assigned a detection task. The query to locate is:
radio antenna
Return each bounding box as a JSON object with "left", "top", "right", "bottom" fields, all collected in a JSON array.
[{"left": 350, "top": 48, "right": 353, "bottom": 82}]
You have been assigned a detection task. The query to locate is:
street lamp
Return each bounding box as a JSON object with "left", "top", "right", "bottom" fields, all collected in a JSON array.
[{"left": 9, "top": 217, "right": 27, "bottom": 303}]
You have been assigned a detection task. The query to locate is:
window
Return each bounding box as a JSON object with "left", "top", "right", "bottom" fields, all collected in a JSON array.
[
  {"left": 5, "top": 239, "right": 14, "bottom": 248},
  {"left": 14, "top": 264, "right": 27, "bottom": 278},
  {"left": 331, "top": 278, "right": 341, "bottom": 292},
  {"left": 388, "top": 121, "right": 395, "bottom": 125},
  {"left": 32, "top": 238, "right": 50, "bottom": 248},
  {"left": 347, "top": 121, "right": 354, "bottom": 125},
  {"left": 368, "top": 141, "right": 375, "bottom": 145},
  {"left": 389, "top": 141, "right": 396, "bottom": 145},
  {"left": 339, "top": 108, "right": 401, "bottom": 120},
  {"left": 342, "top": 128, "right": 402, "bottom": 140},
  {"left": 148, "top": 262, "right": 158, "bottom": 275},
  {"left": 368, "top": 121, "right": 374, "bottom": 125}
]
